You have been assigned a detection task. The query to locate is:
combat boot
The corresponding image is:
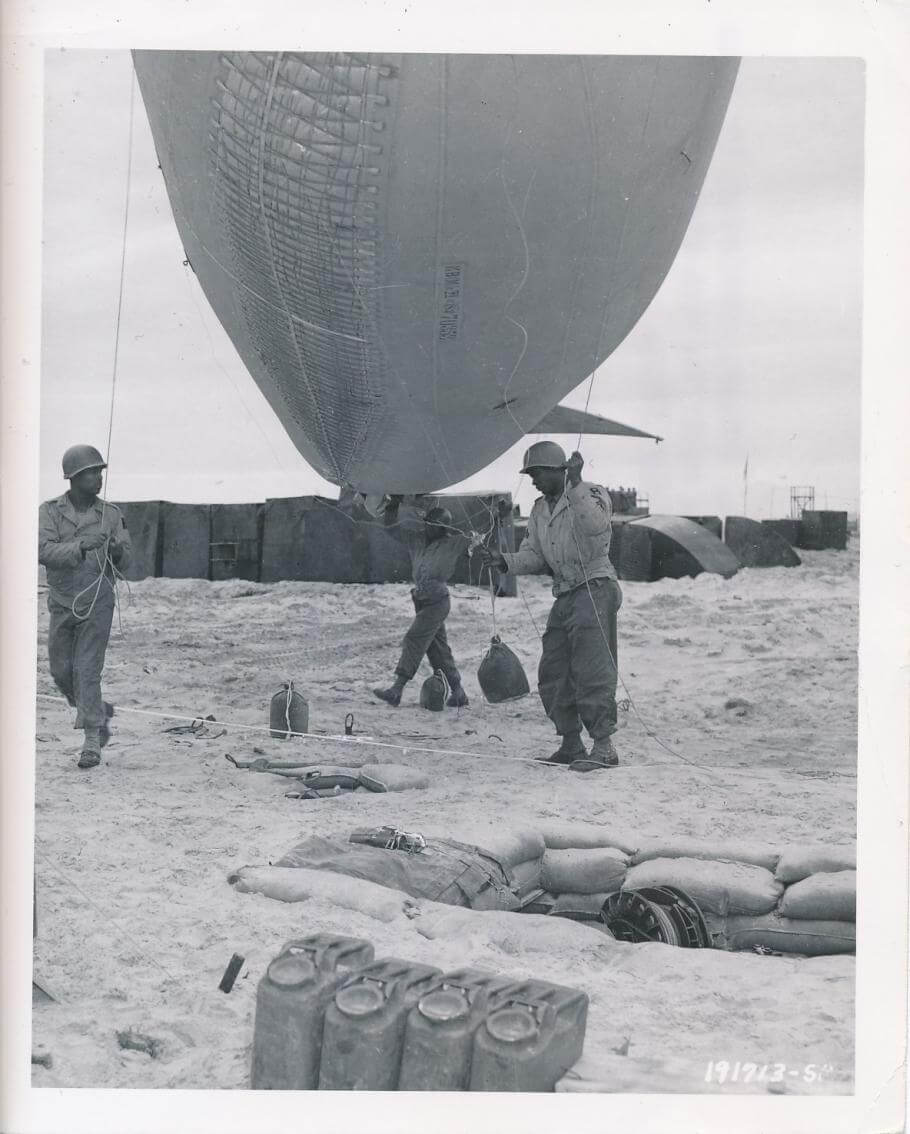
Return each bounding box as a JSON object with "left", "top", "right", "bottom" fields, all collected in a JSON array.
[
  {"left": 372, "top": 678, "right": 407, "bottom": 707},
  {"left": 446, "top": 684, "right": 469, "bottom": 708},
  {"left": 100, "top": 702, "right": 115, "bottom": 748},
  {"left": 569, "top": 736, "right": 619, "bottom": 773},
  {"left": 536, "top": 732, "right": 587, "bottom": 765},
  {"left": 77, "top": 729, "right": 102, "bottom": 770}
]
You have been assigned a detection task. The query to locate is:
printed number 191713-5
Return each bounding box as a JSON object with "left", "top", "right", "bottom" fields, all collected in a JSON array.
[{"left": 705, "top": 1061, "right": 834, "bottom": 1085}]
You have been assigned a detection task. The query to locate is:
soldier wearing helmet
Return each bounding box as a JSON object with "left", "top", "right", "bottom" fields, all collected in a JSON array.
[
  {"left": 479, "top": 441, "right": 622, "bottom": 772},
  {"left": 372, "top": 496, "right": 472, "bottom": 708},
  {"left": 38, "top": 445, "right": 132, "bottom": 769}
]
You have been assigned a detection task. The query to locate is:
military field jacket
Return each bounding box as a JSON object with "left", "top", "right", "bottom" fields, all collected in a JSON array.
[
  {"left": 501, "top": 481, "right": 617, "bottom": 596},
  {"left": 38, "top": 493, "right": 132, "bottom": 606}
]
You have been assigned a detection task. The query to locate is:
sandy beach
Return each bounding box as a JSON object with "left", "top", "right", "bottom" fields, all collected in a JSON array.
[{"left": 31, "top": 543, "right": 858, "bottom": 1092}]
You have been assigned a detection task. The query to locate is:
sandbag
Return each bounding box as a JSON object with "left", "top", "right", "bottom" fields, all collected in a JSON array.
[
  {"left": 775, "top": 844, "right": 856, "bottom": 883},
  {"left": 510, "top": 857, "right": 543, "bottom": 898},
  {"left": 228, "top": 866, "right": 413, "bottom": 923},
  {"left": 419, "top": 670, "right": 448, "bottom": 711},
  {"left": 275, "top": 835, "right": 519, "bottom": 911},
  {"left": 551, "top": 892, "right": 611, "bottom": 920},
  {"left": 446, "top": 826, "right": 546, "bottom": 869},
  {"left": 623, "top": 857, "right": 783, "bottom": 916},
  {"left": 540, "top": 822, "right": 639, "bottom": 856},
  {"left": 477, "top": 635, "right": 530, "bottom": 702},
  {"left": 541, "top": 848, "right": 629, "bottom": 895},
  {"left": 631, "top": 839, "right": 780, "bottom": 873},
  {"left": 717, "top": 912, "right": 856, "bottom": 956},
  {"left": 415, "top": 906, "right": 616, "bottom": 954},
  {"left": 779, "top": 871, "right": 856, "bottom": 922},
  {"left": 358, "top": 763, "right": 430, "bottom": 792}
]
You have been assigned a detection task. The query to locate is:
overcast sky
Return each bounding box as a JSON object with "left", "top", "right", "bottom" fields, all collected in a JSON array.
[{"left": 40, "top": 51, "right": 863, "bottom": 518}]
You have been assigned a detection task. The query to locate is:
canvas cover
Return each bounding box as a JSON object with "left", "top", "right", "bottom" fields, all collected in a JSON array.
[
  {"left": 724, "top": 516, "right": 801, "bottom": 568},
  {"left": 160, "top": 502, "right": 210, "bottom": 578}
]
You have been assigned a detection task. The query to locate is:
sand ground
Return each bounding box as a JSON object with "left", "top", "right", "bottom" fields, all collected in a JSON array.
[{"left": 31, "top": 543, "right": 858, "bottom": 1092}]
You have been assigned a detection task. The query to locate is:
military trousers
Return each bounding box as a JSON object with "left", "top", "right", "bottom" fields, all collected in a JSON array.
[
  {"left": 395, "top": 592, "right": 462, "bottom": 689},
  {"left": 47, "top": 593, "right": 114, "bottom": 731},
  {"left": 538, "top": 576, "right": 622, "bottom": 741}
]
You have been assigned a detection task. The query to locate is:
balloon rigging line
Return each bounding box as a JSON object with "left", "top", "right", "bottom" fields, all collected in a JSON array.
[{"left": 71, "top": 67, "right": 138, "bottom": 630}]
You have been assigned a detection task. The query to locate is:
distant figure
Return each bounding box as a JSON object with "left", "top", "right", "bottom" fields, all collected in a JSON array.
[
  {"left": 479, "top": 442, "right": 622, "bottom": 772},
  {"left": 38, "top": 445, "right": 132, "bottom": 769},
  {"left": 372, "top": 497, "right": 470, "bottom": 708}
]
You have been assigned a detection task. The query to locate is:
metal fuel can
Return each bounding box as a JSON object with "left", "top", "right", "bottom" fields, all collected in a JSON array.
[
  {"left": 317, "top": 958, "right": 441, "bottom": 1090},
  {"left": 250, "top": 934, "right": 374, "bottom": 1089}
]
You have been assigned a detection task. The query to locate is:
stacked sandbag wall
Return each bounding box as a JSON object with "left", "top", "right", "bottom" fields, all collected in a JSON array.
[{"left": 508, "top": 828, "right": 855, "bottom": 956}]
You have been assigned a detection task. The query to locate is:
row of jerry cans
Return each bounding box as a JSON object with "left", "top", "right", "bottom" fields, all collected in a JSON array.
[{"left": 251, "top": 934, "right": 588, "bottom": 1091}]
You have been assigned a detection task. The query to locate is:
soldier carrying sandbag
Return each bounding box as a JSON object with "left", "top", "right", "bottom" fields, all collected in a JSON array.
[
  {"left": 38, "top": 445, "right": 132, "bottom": 769},
  {"left": 478, "top": 442, "right": 622, "bottom": 773}
]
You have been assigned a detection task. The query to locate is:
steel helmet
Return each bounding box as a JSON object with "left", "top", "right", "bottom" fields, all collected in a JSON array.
[
  {"left": 520, "top": 440, "right": 567, "bottom": 474},
  {"left": 425, "top": 506, "right": 454, "bottom": 529},
  {"left": 62, "top": 444, "right": 107, "bottom": 479}
]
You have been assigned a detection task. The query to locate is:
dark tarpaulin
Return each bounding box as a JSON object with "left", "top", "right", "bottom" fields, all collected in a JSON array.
[
  {"left": 117, "top": 501, "right": 162, "bottom": 581},
  {"left": 363, "top": 524, "right": 412, "bottom": 584},
  {"left": 629, "top": 515, "right": 740, "bottom": 580},
  {"left": 724, "top": 516, "right": 801, "bottom": 568},
  {"left": 798, "top": 511, "right": 848, "bottom": 551},
  {"left": 683, "top": 515, "right": 723, "bottom": 541},
  {"left": 160, "top": 503, "right": 210, "bottom": 579},
  {"left": 261, "top": 497, "right": 369, "bottom": 584},
  {"left": 609, "top": 520, "right": 652, "bottom": 582},
  {"left": 761, "top": 518, "right": 801, "bottom": 547},
  {"left": 210, "top": 503, "right": 262, "bottom": 581}
]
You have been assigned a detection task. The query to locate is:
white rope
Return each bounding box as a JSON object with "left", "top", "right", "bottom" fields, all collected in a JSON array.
[
  {"left": 561, "top": 472, "right": 703, "bottom": 768},
  {"left": 34, "top": 692, "right": 844, "bottom": 783},
  {"left": 69, "top": 70, "right": 137, "bottom": 630}
]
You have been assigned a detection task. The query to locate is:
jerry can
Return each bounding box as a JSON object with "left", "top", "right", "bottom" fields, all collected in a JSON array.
[
  {"left": 468, "top": 978, "right": 588, "bottom": 1092},
  {"left": 250, "top": 934, "right": 374, "bottom": 1089},
  {"left": 419, "top": 670, "right": 448, "bottom": 712},
  {"left": 477, "top": 636, "right": 530, "bottom": 703},
  {"left": 398, "top": 968, "right": 518, "bottom": 1091},
  {"left": 318, "top": 958, "right": 441, "bottom": 1090},
  {"left": 269, "top": 681, "right": 309, "bottom": 738}
]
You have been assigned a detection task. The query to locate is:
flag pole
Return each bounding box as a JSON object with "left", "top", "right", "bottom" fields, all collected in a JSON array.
[{"left": 743, "top": 453, "right": 749, "bottom": 516}]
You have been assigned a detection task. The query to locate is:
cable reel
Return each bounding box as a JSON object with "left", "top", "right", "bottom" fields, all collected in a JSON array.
[{"left": 600, "top": 886, "right": 710, "bottom": 948}]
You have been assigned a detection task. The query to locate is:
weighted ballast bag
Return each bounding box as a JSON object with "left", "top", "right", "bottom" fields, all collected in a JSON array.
[
  {"left": 716, "top": 912, "right": 856, "bottom": 956},
  {"left": 419, "top": 670, "right": 448, "bottom": 711},
  {"left": 778, "top": 871, "right": 856, "bottom": 922},
  {"left": 541, "top": 848, "right": 629, "bottom": 895},
  {"left": 477, "top": 635, "right": 530, "bottom": 702},
  {"left": 623, "top": 857, "right": 783, "bottom": 916},
  {"left": 774, "top": 844, "right": 856, "bottom": 883}
]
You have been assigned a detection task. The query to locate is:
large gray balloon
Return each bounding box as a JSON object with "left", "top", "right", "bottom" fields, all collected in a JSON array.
[{"left": 133, "top": 52, "right": 738, "bottom": 492}]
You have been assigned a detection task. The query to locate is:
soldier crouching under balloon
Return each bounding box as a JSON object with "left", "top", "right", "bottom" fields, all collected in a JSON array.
[
  {"left": 479, "top": 443, "right": 622, "bottom": 773},
  {"left": 38, "top": 445, "right": 132, "bottom": 769}
]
